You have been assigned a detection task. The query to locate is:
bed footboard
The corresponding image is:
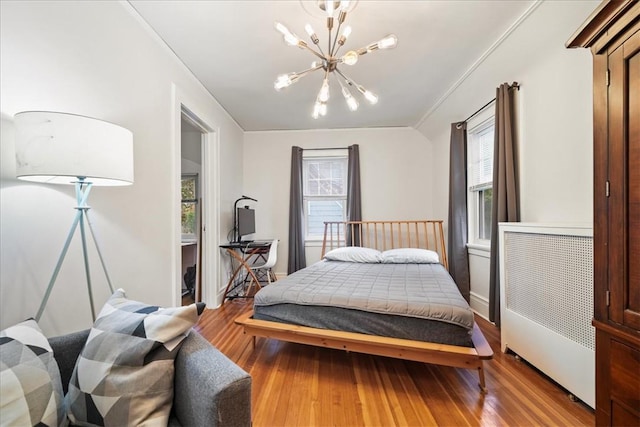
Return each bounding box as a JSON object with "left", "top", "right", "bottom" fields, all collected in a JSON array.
[{"left": 235, "top": 310, "right": 492, "bottom": 393}]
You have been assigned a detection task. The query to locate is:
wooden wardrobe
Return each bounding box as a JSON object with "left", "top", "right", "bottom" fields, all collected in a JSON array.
[{"left": 567, "top": 1, "right": 639, "bottom": 425}]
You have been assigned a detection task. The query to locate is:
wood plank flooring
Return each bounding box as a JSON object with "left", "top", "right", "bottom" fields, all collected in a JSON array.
[{"left": 195, "top": 300, "right": 594, "bottom": 426}]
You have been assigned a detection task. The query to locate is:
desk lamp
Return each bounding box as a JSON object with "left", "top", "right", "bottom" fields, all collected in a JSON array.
[{"left": 14, "top": 111, "right": 134, "bottom": 321}]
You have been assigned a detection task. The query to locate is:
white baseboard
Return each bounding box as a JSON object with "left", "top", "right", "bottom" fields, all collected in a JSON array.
[{"left": 470, "top": 291, "right": 490, "bottom": 321}]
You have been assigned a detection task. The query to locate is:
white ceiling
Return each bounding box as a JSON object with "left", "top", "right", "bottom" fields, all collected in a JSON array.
[{"left": 129, "top": 1, "right": 535, "bottom": 132}]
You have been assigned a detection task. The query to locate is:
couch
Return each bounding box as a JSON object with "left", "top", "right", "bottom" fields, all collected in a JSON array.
[{"left": 49, "top": 328, "right": 252, "bottom": 427}]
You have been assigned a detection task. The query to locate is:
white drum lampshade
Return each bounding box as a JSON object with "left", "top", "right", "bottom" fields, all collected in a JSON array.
[
  {"left": 14, "top": 111, "right": 134, "bottom": 186},
  {"left": 13, "top": 111, "right": 134, "bottom": 321}
]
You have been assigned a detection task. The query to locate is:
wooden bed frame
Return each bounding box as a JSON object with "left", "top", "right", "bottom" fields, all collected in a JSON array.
[{"left": 234, "top": 220, "right": 493, "bottom": 392}]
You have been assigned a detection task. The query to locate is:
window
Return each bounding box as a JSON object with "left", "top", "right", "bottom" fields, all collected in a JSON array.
[
  {"left": 303, "top": 155, "right": 348, "bottom": 240},
  {"left": 181, "top": 174, "right": 198, "bottom": 240},
  {"left": 467, "top": 116, "right": 494, "bottom": 245}
]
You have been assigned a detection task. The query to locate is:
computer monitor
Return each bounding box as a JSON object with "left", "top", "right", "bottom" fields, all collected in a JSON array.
[{"left": 237, "top": 207, "right": 255, "bottom": 241}]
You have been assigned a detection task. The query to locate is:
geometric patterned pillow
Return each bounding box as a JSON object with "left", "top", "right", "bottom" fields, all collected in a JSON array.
[
  {"left": 66, "top": 289, "right": 205, "bottom": 427},
  {"left": 0, "top": 318, "right": 66, "bottom": 427}
]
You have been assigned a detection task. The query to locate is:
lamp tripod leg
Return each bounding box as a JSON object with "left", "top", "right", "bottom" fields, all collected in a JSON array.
[
  {"left": 35, "top": 180, "right": 116, "bottom": 322},
  {"left": 85, "top": 210, "right": 114, "bottom": 294},
  {"left": 35, "top": 210, "right": 83, "bottom": 322},
  {"left": 78, "top": 210, "right": 96, "bottom": 321}
]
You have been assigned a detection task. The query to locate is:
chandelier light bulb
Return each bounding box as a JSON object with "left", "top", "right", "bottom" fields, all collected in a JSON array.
[
  {"left": 325, "top": 0, "right": 334, "bottom": 17},
  {"left": 305, "top": 24, "right": 315, "bottom": 37},
  {"left": 340, "top": 1, "right": 351, "bottom": 10},
  {"left": 284, "top": 33, "right": 301, "bottom": 46},
  {"left": 274, "top": 73, "right": 301, "bottom": 90},
  {"left": 275, "top": 22, "right": 291, "bottom": 36},
  {"left": 318, "top": 78, "right": 330, "bottom": 102},
  {"left": 342, "top": 50, "right": 359, "bottom": 66},
  {"left": 275, "top": 21, "right": 304, "bottom": 47},
  {"left": 341, "top": 86, "right": 359, "bottom": 111},
  {"left": 364, "top": 90, "right": 378, "bottom": 104},
  {"left": 312, "top": 101, "right": 322, "bottom": 119},
  {"left": 337, "top": 25, "right": 352, "bottom": 46},
  {"left": 319, "top": 102, "right": 328, "bottom": 116},
  {"left": 377, "top": 34, "right": 398, "bottom": 49},
  {"left": 347, "top": 96, "right": 359, "bottom": 111},
  {"left": 357, "top": 85, "right": 378, "bottom": 104},
  {"left": 274, "top": 74, "right": 292, "bottom": 90}
]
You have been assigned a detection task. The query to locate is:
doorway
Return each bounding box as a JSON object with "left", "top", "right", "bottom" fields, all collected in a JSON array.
[
  {"left": 172, "top": 84, "right": 221, "bottom": 309},
  {"left": 180, "top": 115, "right": 203, "bottom": 305}
]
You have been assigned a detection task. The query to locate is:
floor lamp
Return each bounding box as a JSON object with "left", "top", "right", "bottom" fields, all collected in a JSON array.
[{"left": 14, "top": 111, "right": 134, "bottom": 321}]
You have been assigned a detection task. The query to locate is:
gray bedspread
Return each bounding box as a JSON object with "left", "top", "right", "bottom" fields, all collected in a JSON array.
[{"left": 254, "top": 260, "right": 474, "bottom": 330}]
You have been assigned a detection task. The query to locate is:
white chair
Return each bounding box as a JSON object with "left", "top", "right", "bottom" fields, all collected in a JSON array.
[{"left": 249, "top": 239, "right": 278, "bottom": 285}]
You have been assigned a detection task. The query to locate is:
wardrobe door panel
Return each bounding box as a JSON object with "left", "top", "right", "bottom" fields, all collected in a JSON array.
[{"left": 609, "top": 31, "right": 640, "bottom": 330}]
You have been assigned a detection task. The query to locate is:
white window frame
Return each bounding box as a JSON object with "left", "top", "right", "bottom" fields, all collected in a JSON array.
[
  {"left": 181, "top": 174, "right": 199, "bottom": 242},
  {"left": 302, "top": 151, "right": 348, "bottom": 242},
  {"left": 467, "top": 106, "right": 495, "bottom": 248}
]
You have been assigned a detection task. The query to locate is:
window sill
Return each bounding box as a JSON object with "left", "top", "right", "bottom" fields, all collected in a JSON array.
[
  {"left": 305, "top": 239, "right": 347, "bottom": 248},
  {"left": 466, "top": 242, "right": 490, "bottom": 253},
  {"left": 304, "top": 240, "right": 324, "bottom": 247}
]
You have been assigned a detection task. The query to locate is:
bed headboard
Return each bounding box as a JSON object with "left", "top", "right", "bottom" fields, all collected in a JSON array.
[{"left": 321, "top": 220, "right": 448, "bottom": 270}]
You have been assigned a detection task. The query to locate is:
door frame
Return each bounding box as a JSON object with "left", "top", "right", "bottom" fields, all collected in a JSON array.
[{"left": 171, "top": 83, "right": 221, "bottom": 308}]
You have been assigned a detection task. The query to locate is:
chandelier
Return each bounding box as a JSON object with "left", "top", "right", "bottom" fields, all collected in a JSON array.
[{"left": 274, "top": 0, "right": 397, "bottom": 119}]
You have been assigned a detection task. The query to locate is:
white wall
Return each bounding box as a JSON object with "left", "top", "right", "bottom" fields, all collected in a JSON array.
[
  {"left": 417, "top": 0, "right": 598, "bottom": 318},
  {"left": 0, "top": 1, "right": 243, "bottom": 336},
  {"left": 243, "top": 127, "right": 434, "bottom": 274}
]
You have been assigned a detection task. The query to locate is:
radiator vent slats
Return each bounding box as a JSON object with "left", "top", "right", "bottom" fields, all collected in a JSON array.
[{"left": 504, "top": 232, "right": 594, "bottom": 350}]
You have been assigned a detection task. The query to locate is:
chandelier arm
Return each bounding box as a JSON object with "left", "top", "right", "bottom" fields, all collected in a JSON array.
[
  {"left": 330, "top": 20, "right": 343, "bottom": 57},
  {"left": 301, "top": 43, "right": 326, "bottom": 61},
  {"left": 332, "top": 72, "right": 350, "bottom": 94},
  {"left": 335, "top": 67, "right": 378, "bottom": 104},
  {"left": 315, "top": 43, "right": 327, "bottom": 58},
  {"left": 334, "top": 67, "right": 358, "bottom": 87},
  {"left": 326, "top": 18, "right": 333, "bottom": 56},
  {"left": 297, "top": 63, "right": 325, "bottom": 78},
  {"left": 323, "top": 68, "right": 331, "bottom": 100}
]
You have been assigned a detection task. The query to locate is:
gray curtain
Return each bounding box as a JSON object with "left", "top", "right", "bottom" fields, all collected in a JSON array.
[
  {"left": 346, "top": 144, "right": 362, "bottom": 246},
  {"left": 287, "top": 146, "right": 306, "bottom": 274},
  {"left": 489, "top": 83, "right": 520, "bottom": 326},
  {"left": 447, "top": 123, "right": 471, "bottom": 301}
]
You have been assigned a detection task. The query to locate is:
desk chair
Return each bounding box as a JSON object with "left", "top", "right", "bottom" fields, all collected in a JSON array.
[{"left": 248, "top": 239, "right": 278, "bottom": 288}]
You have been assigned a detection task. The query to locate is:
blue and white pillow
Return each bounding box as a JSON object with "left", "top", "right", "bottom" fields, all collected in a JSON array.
[
  {"left": 66, "top": 289, "right": 205, "bottom": 427},
  {"left": 0, "top": 318, "right": 65, "bottom": 427}
]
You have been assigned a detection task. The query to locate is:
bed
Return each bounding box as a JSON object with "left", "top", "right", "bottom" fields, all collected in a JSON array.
[{"left": 234, "top": 220, "right": 493, "bottom": 392}]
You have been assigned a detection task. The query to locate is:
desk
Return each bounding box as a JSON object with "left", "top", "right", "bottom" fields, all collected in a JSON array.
[{"left": 220, "top": 241, "right": 272, "bottom": 303}]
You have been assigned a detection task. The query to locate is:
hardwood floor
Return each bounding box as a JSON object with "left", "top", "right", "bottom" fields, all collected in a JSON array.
[{"left": 195, "top": 300, "right": 594, "bottom": 426}]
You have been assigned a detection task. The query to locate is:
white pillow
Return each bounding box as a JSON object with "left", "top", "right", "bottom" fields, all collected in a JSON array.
[
  {"left": 381, "top": 248, "right": 440, "bottom": 264},
  {"left": 323, "top": 246, "right": 382, "bottom": 263}
]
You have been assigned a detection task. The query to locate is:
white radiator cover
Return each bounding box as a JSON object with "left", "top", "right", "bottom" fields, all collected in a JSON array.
[{"left": 499, "top": 223, "right": 594, "bottom": 408}]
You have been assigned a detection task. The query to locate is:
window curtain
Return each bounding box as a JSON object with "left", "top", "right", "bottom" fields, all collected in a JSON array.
[
  {"left": 346, "top": 144, "right": 362, "bottom": 246},
  {"left": 489, "top": 83, "right": 520, "bottom": 326},
  {"left": 288, "top": 146, "right": 306, "bottom": 274},
  {"left": 447, "top": 123, "right": 471, "bottom": 301}
]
